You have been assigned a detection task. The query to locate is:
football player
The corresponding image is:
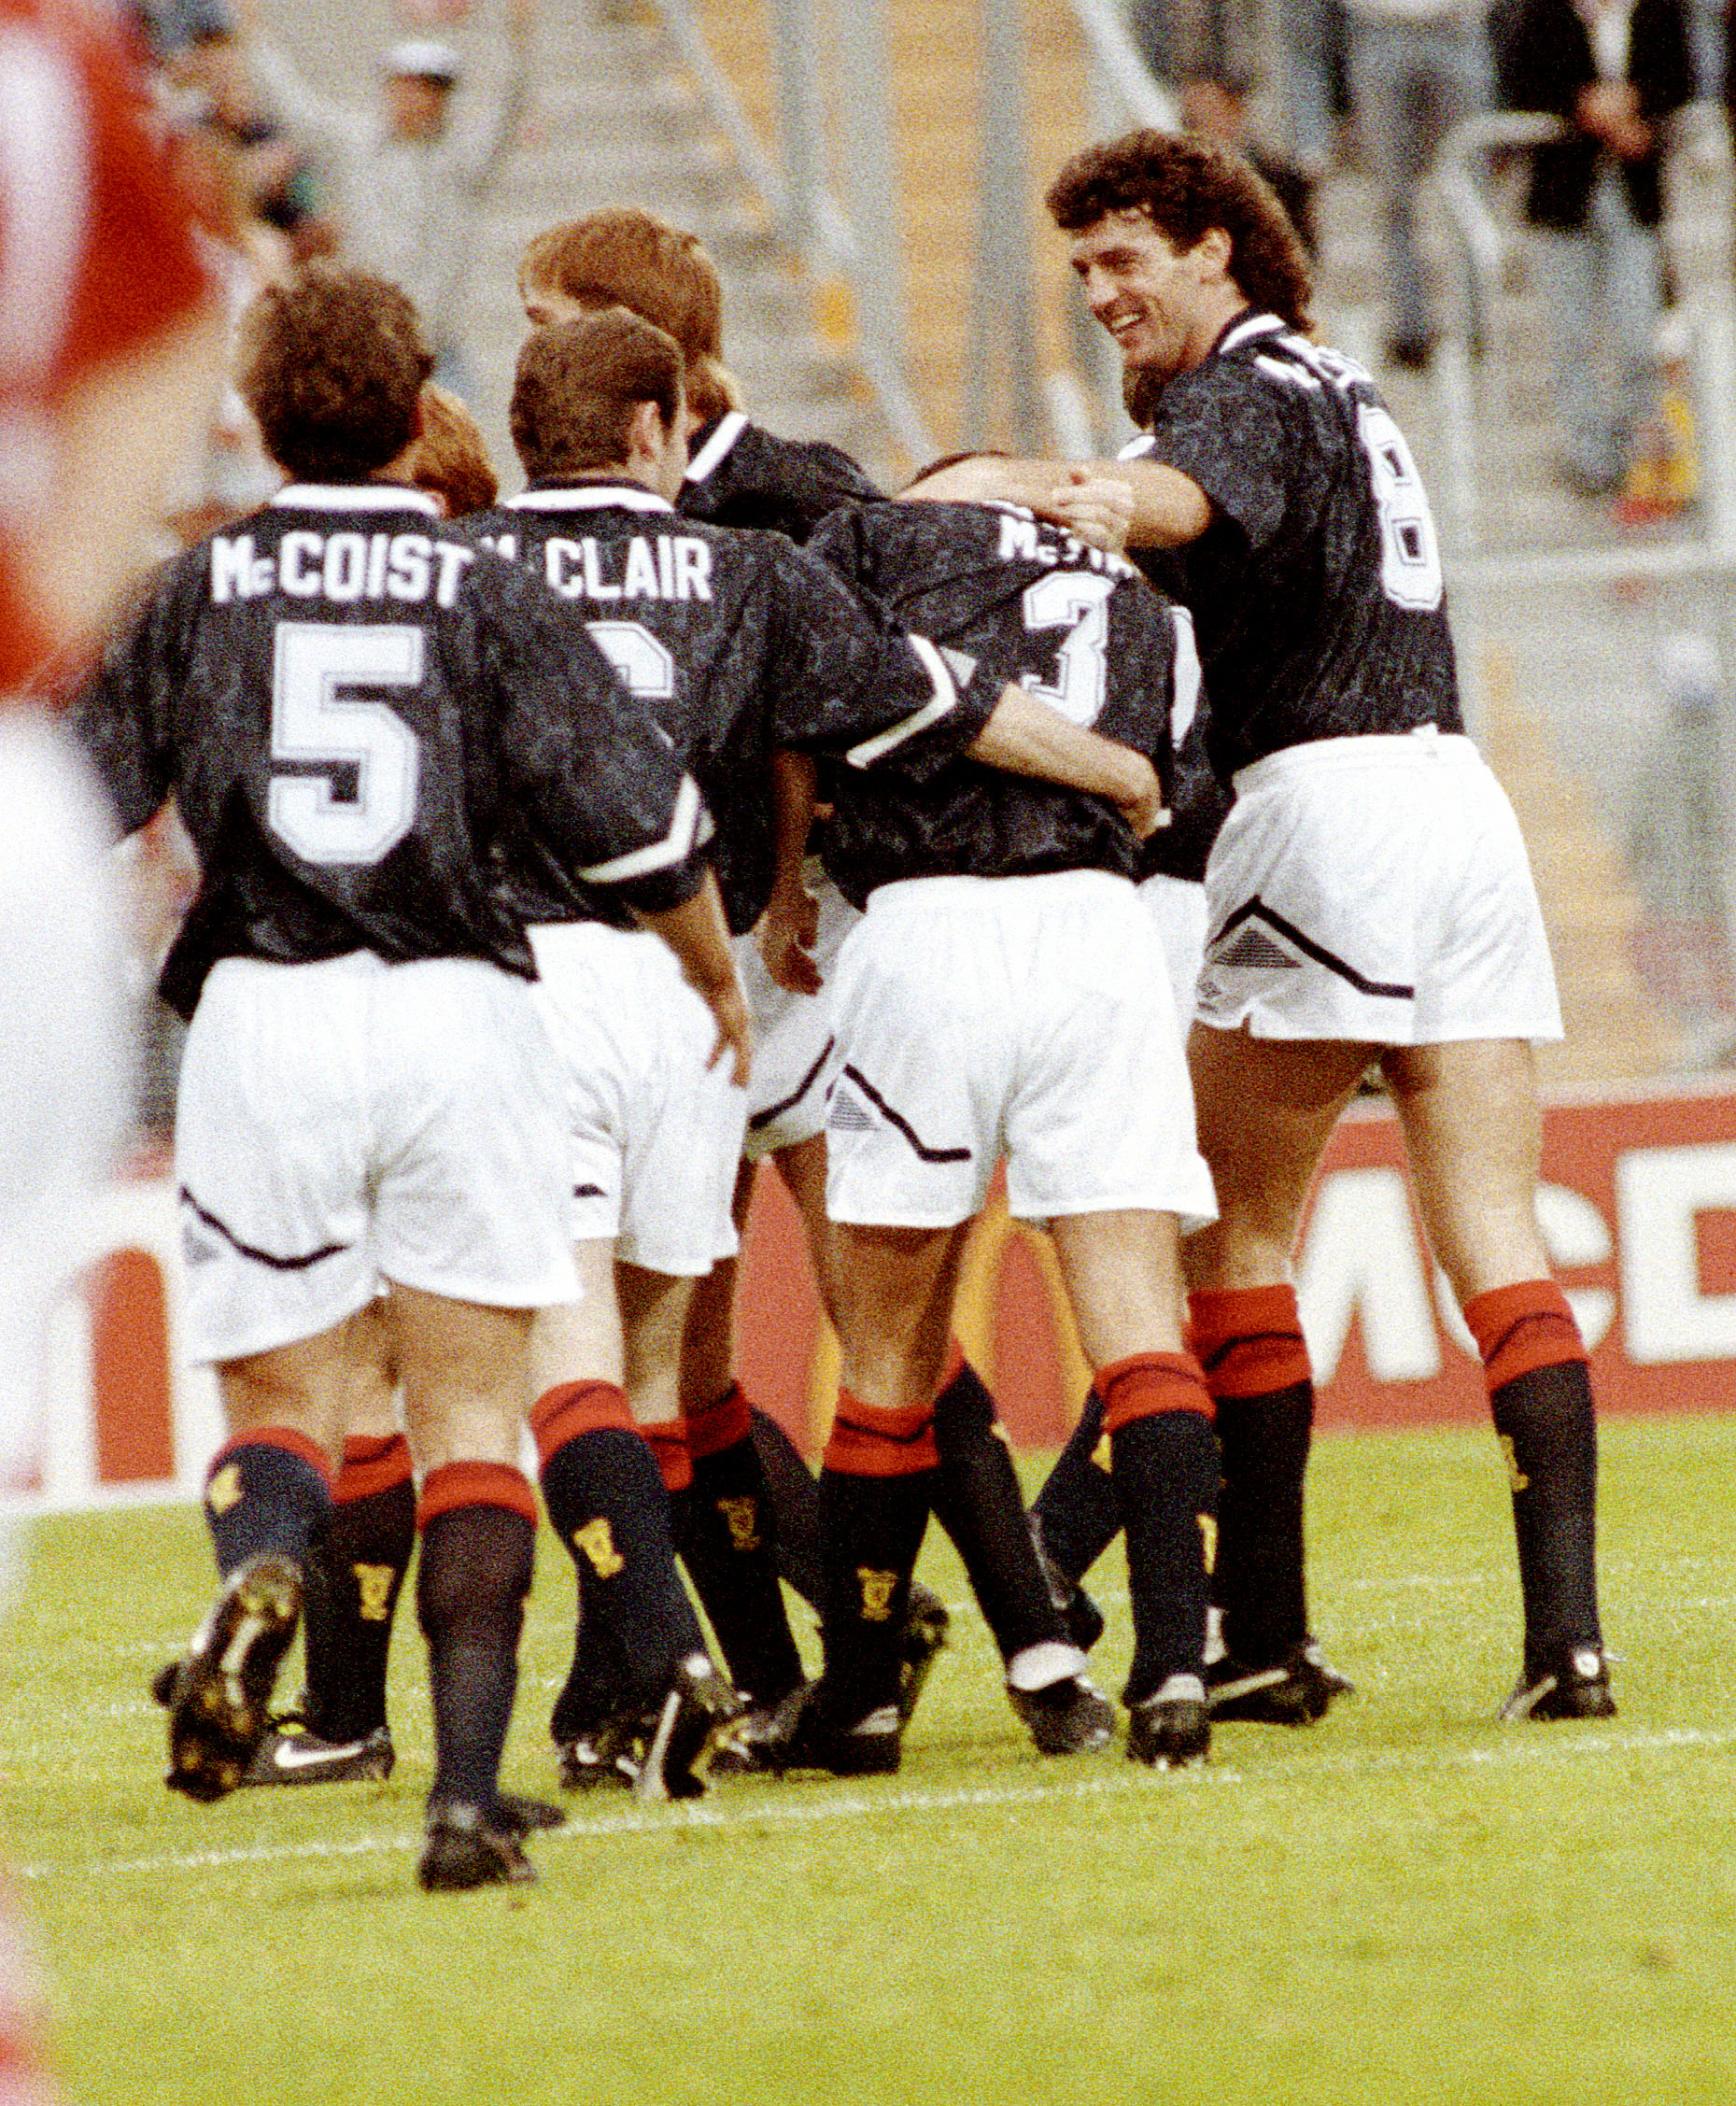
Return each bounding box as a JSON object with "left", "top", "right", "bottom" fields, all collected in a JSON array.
[
  {"left": 475, "top": 309, "right": 1164, "bottom": 1781},
  {"left": 517, "top": 208, "right": 1109, "bottom": 1742},
  {"left": 0, "top": 0, "right": 221, "bottom": 2084},
  {"left": 753, "top": 462, "right": 1221, "bottom": 1773},
  {"left": 76, "top": 264, "right": 748, "bottom": 1887},
  {"left": 924, "top": 131, "right": 1610, "bottom": 1725}
]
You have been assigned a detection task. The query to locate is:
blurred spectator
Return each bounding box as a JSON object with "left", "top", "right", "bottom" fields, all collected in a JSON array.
[
  {"left": 1132, "top": 0, "right": 1263, "bottom": 88},
  {"left": 160, "top": 102, "right": 289, "bottom": 540},
  {"left": 1687, "top": 0, "right": 1725, "bottom": 94},
  {"left": 165, "top": 3, "right": 336, "bottom": 261},
  {"left": 1179, "top": 68, "right": 1322, "bottom": 253},
  {"left": 1507, "top": 0, "right": 1693, "bottom": 497},
  {"left": 1278, "top": 0, "right": 1354, "bottom": 177},
  {"left": 241, "top": 0, "right": 539, "bottom": 396},
  {"left": 1343, "top": 0, "right": 1492, "bottom": 371},
  {"left": 1129, "top": 2, "right": 1321, "bottom": 252}
]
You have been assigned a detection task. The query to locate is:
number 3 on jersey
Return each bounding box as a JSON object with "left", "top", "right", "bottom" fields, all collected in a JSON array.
[
  {"left": 1358, "top": 403, "right": 1443, "bottom": 613},
  {"left": 1020, "top": 571, "right": 1114, "bottom": 726},
  {"left": 268, "top": 622, "right": 422, "bottom": 866}
]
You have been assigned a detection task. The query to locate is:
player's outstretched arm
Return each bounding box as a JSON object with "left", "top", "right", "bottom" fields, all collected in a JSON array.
[
  {"left": 637, "top": 869, "right": 754, "bottom": 1087},
  {"left": 968, "top": 689, "right": 1165, "bottom": 839},
  {"left": 910, "top": 453, "right": 1211, "bottom": 550}
]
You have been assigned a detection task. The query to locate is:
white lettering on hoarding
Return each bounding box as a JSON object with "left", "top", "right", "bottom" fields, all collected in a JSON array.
[
  {"left": 1537, "top": 1182, "right": 1616, "bottom": 1351},
  {"left": 1298, "top": 1167, "right": 1442, "bottom": 1383},
  {"left": 1616, "top": 1142, "right": 1736, "bottom": 1364},
  {"left": 1303, "top": 1172, "right": 1619, "bottom": 1382}
]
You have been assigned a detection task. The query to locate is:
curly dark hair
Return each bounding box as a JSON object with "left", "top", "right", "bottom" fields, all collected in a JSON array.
[
  {"left": 237, "top": 264, "right": 432, "bottom": 481},
  {"left": 1046, "top": 131, "right": 1315, "bottom": 334},
  {"left": 510, "top": 310, "right": 684, "bottom": 482}
]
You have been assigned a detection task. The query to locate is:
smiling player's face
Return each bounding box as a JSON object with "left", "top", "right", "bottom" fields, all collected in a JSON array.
[{"left": 1069, "top": 210, "right": 1226, "bottom": 387}]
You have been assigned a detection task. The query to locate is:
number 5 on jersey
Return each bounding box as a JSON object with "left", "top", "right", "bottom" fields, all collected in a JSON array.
[{"left": 268, "top": 621, "right": 423, "bottom": 867}]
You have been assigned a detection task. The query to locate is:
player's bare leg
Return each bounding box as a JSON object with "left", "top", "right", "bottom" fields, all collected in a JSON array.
[
  {"left": 1048, "top": 1210, "right": 1218, "bottom": 1765},
  {"left": 529, "top": 1248, "right": 735, "bottom": 1797},
  {"left": 1182, "top": 1024, "right": 1374, "bottom": 1722},
  {"left": 1383, "top": 1039, "right": 1610, "bottom": 1717}
]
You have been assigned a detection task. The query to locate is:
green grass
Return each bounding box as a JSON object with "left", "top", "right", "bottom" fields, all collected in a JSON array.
[{"left": 6, "top": 1415, "right": 1736, "bottom": 2105}]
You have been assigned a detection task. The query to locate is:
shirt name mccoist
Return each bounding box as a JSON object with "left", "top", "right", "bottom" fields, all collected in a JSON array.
[{"left": 210, "top": 531, "right": 480, "bottom": 607}]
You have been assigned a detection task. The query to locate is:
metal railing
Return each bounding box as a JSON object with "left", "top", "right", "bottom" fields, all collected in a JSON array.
[
  {"left": 650, "top": 0, "right": 936, "bottom": 463},
  {"left": 649, "top": 0, "right": 1191, "bottom": 466},
  {"left": 1430, "top": 101, "right": 1736, "bottom": 563}
]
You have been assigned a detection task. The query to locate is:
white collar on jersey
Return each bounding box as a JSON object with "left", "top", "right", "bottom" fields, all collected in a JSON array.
[
  {"left": 506, "top": 484, "right": 675, "bottom": 514},
  {"left": 270, "top": 484, "right": 443, "bottom": 516},
  {"left": 685, "top": 410, "right": 748, "bottom": 485},
  {"left": 1218, "top": 312, "right": 1286, "bottom": 356}
]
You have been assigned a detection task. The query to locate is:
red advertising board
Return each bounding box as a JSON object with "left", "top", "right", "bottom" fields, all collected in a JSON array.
[{"left": 51, "top": 1079, "right": 1736, "bottom": 1508}]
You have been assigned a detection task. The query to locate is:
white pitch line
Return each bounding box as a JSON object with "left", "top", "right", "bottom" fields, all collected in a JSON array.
[{"left": 12, "top": 1723, "right": 1736, "bottom": 1883}]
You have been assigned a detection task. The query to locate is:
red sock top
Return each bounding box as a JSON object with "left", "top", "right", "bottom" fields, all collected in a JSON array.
[
  {"left": 416, "top": 1459, "right": 536, "bottom": 1530},
  {"left": 684, "top": 1380, "right": 755, "bottom": 1461},
  {"left": 209, "top": 1425, "right": 332, "bottom": 1489},
  {"left": 1097, "top": 1351, "right": 1212, "bottom": 1435},
  {"left": 1464, "top": 1280, "right": 1587, "bottom": 1390},
  {"left": 824, "top": 1392, "right": 939, "bottom": 1477},
  {"left": 528, "top": 1380, "right": 634, "bottom": 1465},
  {"left": 335, "top": 1432, "right": 412, "bottom": 1504},
  {"left": 1187, "top": 1284, "right": 1311, "bottom": 1398},
  {"left": 642, "top": 1419, "right": 694, "bottom": 1494}
]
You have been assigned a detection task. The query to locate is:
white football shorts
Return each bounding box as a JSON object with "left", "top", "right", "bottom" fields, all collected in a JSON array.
[
  {"left": 737, "top": 862, "right": 859, "bottom": 1162},
  {"left": 176, "top": 951, "right": 579, "bottom": 1363},
  {"left": 1194, "top": 728, "right": 1564, "bottom": 1043},
  {"left": 1138, "top": 871, "right": 1209, "bottom": 1034},
  {"left": 529, "top": 919, "right": 744, "bottom": 1275},
  {"left": 825, "top": 869, "right": 1217, "bottom": 1231}
]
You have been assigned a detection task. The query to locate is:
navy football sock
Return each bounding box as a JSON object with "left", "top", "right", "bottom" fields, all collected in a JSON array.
[
  {"left": 301, "top": 1434, "right": 415, "bottom": 1742},
  {"left": 203, "top": 1430, "right": 332, "bottom": 1577},
  {"left": 416, "top": 1473, "right": 534, "bottom": 1816},
  {"left": 930, "top": 1361, "right": 1063, "bottom": 1663}
]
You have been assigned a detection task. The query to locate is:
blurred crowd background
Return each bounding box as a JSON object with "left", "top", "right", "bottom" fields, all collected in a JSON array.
[{"left": 109, "top": 0, "right": 1736, "bottom": 1128}]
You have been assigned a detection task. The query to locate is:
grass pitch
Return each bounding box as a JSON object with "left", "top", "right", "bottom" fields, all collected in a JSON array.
[{"left": 5, "top": 1414, "right": 1735, "bottom": 2106}]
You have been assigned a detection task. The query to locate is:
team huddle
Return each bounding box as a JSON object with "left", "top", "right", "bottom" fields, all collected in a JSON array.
[{"left": 73, "top": 131, "right": 1612, "bottom": 1895}]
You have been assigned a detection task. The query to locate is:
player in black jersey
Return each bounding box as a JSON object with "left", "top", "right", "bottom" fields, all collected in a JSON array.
[
  {"left": 747, "top": 472, "right": 1221, "bottom": 1773},
  {"left": 517, "top": 207, "right": 1105, "bottom": 1743},
  {"left": 926, "top": 132, "right": 1612, "bottom": 1727},
  {"left": 75, "top": 266, "right": 749, "bottom": 1887},
  {"left": 1022, "top": 534, "right": 1232, "bottom": 1665},
  {"left": 476, "top": 310, "right": 1164, "bottom": 1779},
  {"left": 519, "top": 207, "right": 881, "bottom": 542}
]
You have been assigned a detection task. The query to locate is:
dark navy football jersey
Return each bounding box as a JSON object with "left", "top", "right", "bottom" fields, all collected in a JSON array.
[
  {"left": 466, "top": 479, "right": 1005, "bottom": 934},
  {"left": 76, "top": 484, "right": 710, "bottom": 1018},
  {"left": 1122, "top": 541, "right": 1228, "bottom": 886},
  {"left": 808, "top": 498, "right": 1188, "bottom": 907},
  {"left": 1131, "top": 310, "right": 1463, "bottom": 780},
  {"left": 678, "top": 412, "right": 882, "bottom": 543}
]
